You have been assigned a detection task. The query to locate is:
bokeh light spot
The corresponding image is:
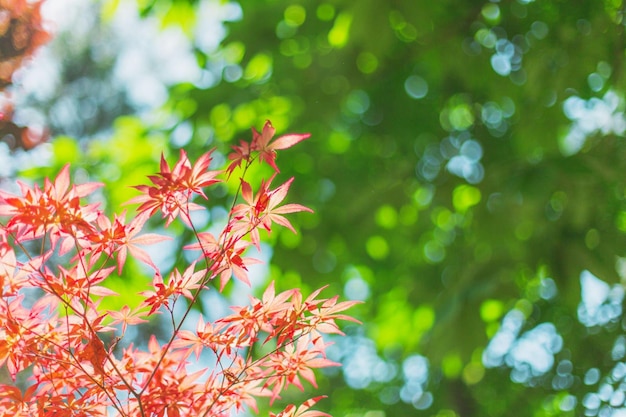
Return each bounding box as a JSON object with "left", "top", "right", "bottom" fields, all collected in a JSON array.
[
  {"left": 578, "top": 269, "right": 624, "bottom": 327},
  {"left": 463, "top": 362, "right": 485, "bottom": 385},
  {"left": 442, "top": 354, "right": 463, "bottom": 378},
  {"left": 223, "top": 41, "right": 245, "bottom": 63},
  {"left": 480, "top": 299, "right": 504, "bottom": 322},
  {"left": 357, "top": 51, "right": 378, "bottom": 74},
  {"left": 376, "top": 204, "right": 398, "bottom": 229},
  {"left": 514, "top": 221, "right": 533, "bottom": 241},
  {"left": 284, "top": 5, "right": 306, "bottom": 27},
  {"left": 366, "top": 235, "right": 389, "bottom": 260},
  {"left": 423, "top": 240, "right": 445, "bottom": 263},
  {"left": 328, "top": 12, "right": 352, "bottom": 47},
  {"left": 243, "top": 53, "right": 273, "bottom": 83},
  {"left": 233, "top": 102, "right": 257, "bottom": 128},
  {"left": 413, "top": 392, "right": 433, "bottom": 410},
  {"left": 413, "top": 305, "right": 435, "bottom": 332},
  {"left": 481, "top": 4, "right": 501, "bottom": 23},
  {"left": 491, "top": 53, "right": 511, "bottom": 76},
  {"left": 316, "top": 3, "right": 335, "bottom": 21},
  {"left": 344, "top": 276, "right": 370, "bottom": 301},
  {"left": 475, "top": 28, "right": 497, "bottom": 48},
  {"left": 588, "top": 72, "right": 604, "bottom": 92},
  {"left": 585, "top": 368, "right": 601, "bottom": 385},
  {"left": 413, "top": 186, "right": 434, "bottom": 208},
  {"left": 327, "top": 130, "right": 351, "bottom": 154},
  {"left": 530, "top": 21, "right": 549, "bottom": 39},
  {"left": 452, "top": 184, "right": 481, "bottom": 213},
  {"left": 447, "top": 102, "right": 474, "bottom": 131},
  {"left": 585, "top": 228, "right": 600, "bottom": 249},
  {"left": 404, "top": 75, "right": 428, "bottom": 99},
  {"left": 344, "top": 89, "right": 370, "bottom": 114},
  {"left": 560, "top": 394, "right": 577, "bottom": 411}
]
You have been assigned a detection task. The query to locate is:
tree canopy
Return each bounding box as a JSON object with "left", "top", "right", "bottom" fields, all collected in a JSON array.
[{"left": 6, "top": 0, "right": 626, "bottom": 415}]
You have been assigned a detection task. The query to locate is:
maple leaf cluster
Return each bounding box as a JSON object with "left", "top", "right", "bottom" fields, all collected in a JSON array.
[
  {"left": 0, "top": 0, "right": 50, "bottom": 151},
  {"left": 0, "top": 0, "right": 49, "bottom": 88},
  {"left": 0, "top": 121, "right": 359, "bottom": 417}
]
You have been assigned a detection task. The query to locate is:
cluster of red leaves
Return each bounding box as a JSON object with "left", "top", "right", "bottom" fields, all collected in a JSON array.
[
  {"left": 0, "top": 121, "right": 359, "bottom": 417},
  {"left": 0, "top": 0, "right": 50, "bottom": 150},
  {"left": 0, "top": 0, "right": 49, "bottom": 87}
]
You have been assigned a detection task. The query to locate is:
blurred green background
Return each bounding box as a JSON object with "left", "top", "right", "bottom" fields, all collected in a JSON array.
[{"left": 8, "top": 0, "right": 626, "bottom": 415}]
